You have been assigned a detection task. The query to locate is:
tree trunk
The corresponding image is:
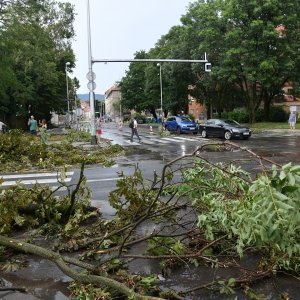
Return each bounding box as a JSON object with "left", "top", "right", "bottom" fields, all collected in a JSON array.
[
  {"left": 263, "top": 92, "right": 273, "bottom": 121},
  {"left": 149, "top": 108, "right": 157, "bottom": 119},
  {"left": 0, "top": 235, "right": 164, "bottom": 300}
]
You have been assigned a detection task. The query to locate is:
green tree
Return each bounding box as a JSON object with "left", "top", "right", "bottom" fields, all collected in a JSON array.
[
  {"left": 147, "top": 25, "right": 194, "bottom": 116},
  {"left": 0, "top": 0, "right": 75, "bottom": 127},
  {"left": 179, "top": 0, "right": 300, "bottom": 122},
  {"left": 120, "top": 51, "right": 154, "bottom": 115}
]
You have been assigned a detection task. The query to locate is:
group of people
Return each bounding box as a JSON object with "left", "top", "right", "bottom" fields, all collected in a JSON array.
[
  {"left": 27, "top": 115, "right": 47, "bottom": 135},
  {"left": 1, "top": 111, "right": 298, "bottom": 139}
]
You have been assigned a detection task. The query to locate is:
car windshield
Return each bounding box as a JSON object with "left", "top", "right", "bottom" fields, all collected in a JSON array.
[
  {"left": 223, "top": 119, "right": 240, "bottom": 126},
  {"left": 179, "top": 116, "right": 192, "bottom": 122}
]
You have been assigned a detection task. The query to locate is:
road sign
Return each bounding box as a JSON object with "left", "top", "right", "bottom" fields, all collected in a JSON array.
[
  {"left": 86, "top": 71, "right": 96, "bottom": 81},
  {"left": 87, "top": 82, "right": 96, "bottom": 91}
]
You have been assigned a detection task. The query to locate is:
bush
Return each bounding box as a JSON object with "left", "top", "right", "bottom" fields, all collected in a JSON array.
[
  {"left": 188, "top": 114, "right": 195, "bottom": 121},
  {"left": 227, "top": 108, "right": 249, "bottom": 123},
  {"left": 255, "top": 108, "right": 264, "bottom": 122},
  {"left": 269, "top": 106, "right": 288, "bottom": 122},
  {"left": 255, "top": 106, "right": 288, "bottom": 122},
  {"left": 135, "top": 113, "right": 146, "bottom": 124}
]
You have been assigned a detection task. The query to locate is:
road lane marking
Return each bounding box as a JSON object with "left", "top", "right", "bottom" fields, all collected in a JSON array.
[
  {"left": 149, "top": 138, "right": 169, "bottom": 144},
  {"left": 0, "top": 172, "right": 74, "bottom": 179},
  {"left": 161, "top": 137, "right": 183, "bottom": 143},
  {"left": 87, "top": 177, "right": 120, "bottom": 183},
  {"left": 125, "top": 140, "right": 141, "bottom": 145},
  {"left": 1, "top": 178, "right": 72, "bottom": 187},
  {"left": 171, "top": 136, "right": 197, "bottom": 141}
]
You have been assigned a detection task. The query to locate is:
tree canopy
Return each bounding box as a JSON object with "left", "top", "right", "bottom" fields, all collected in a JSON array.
[
  {"left": 0, "top": 0, "right": 76, "bottom": 126},
  {"left": 120, "top": 0, "right": 300, "bottom": 122}
]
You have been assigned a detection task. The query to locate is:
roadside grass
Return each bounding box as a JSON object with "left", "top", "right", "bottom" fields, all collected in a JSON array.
[{"left": 244, "top": 122, "right": 300, "bottom": 130}]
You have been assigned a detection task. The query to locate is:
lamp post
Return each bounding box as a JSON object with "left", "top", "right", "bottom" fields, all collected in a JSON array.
[
  {"left": 65, "top": 62, "right": 70, "bottom": 124},
  {"left": 157, "top": 63, "right": 163, "bottom": 122},
  {"left": 87, "top": 0, "right": 97, "bottom": 144}
]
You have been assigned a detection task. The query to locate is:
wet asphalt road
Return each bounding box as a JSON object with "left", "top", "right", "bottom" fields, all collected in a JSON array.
[
  {"left": 84, "top": 124, "right": 300, "bottom": 217},
  {"left": 1, "top": 125, "right": 299, "bottom": 300}
]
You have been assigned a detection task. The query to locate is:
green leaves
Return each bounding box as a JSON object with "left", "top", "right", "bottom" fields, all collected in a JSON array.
[
  {"left": 182, "top": 159, "right": 300, "bottom": 265},
  {"left": 0, "top": 130, "right": 124, "bottom": 172},
  {"left": 0, "top": 0, "right": 76, "bottom": 121}
]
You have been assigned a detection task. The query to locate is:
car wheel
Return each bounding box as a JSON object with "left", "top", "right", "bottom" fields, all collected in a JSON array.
[
  {"left": 224, "top": 131, "right": 232, "bottom": 140},
  {"left": 176, "top": 127, "right": 181, "bottom": 134},
  {"left": 201, "top": 130, "right": 207, "bottom": 138}
]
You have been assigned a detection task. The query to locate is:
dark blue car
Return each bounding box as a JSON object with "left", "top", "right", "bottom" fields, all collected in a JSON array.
[{"left": 164, "top": 116, "right": 198, "bottom": 134}]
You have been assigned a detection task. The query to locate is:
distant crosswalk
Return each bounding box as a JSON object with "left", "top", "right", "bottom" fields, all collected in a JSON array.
[
  {"left": 123, "top": 134, "right": 205, "bottom": 146},
  {"left": 0, "top": 171, "right": 74, "bottom": 188}
]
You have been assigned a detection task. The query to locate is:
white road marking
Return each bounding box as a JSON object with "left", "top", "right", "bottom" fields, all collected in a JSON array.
[
  {"left": 125, "top": 140, "right": 141, "bottom": 145},
  {"left": 161, "top": 137, "right": 183, "bottom": 143},
  {"left": 148, "top": 138, "right": 169, "bottom": 144},
  {"left": 139, "top": 139, "right": 156, "bottom": 145},
  {"left": 51, "top": 186, "right": 68, "bottom": 191},
  {"left": 171, "top": 136, "right": 197, "bottom": 141},
  {"left": 87, "top": 177, "right": 120, "bottom": 183},
  {"left": 1, "top": 178, "right": 72, "bottom": 187},
  {"left": 0, "top": 172, "right": 74, "bottom": 179}
]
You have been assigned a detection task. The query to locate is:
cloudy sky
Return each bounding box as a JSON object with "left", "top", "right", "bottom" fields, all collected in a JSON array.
[{"left": 61, "top": 0, "right": 195, "bottom": 94}]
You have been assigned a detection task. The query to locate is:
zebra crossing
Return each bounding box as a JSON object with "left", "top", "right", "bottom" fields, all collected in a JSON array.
[
  {"left": 0, "top": 171, "right": 74, "bottom": 188},
  {"left": 124, "top": 134, "right": 205, "bottom": 145}
]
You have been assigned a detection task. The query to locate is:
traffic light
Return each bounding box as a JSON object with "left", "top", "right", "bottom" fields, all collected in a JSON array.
[{"left": 205, "top": 63, "right": 212, "bottom": 72}]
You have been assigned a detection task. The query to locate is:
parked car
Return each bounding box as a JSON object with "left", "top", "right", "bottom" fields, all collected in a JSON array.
[
  {"left": 164, "top": 116, "right": 198, "bottom": 134},
  {"left": 199, "top": 119, "right": 251, "bottom": 140}
]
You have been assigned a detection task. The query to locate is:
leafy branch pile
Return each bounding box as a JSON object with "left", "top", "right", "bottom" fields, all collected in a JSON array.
[
  {"left": 0, "top": 130, "right": 124, "bottom": 172},
  {"left": 180, "top": 157, "right": 300, "bottom": 272},
  {"left": 0, "top": 142, "right": 299, "bottom": 299},
  {"left": 0, "top": 164, "right": 95, "bottom": 235}
]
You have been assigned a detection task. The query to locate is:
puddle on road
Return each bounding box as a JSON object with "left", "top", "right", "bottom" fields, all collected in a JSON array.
[{"left": 0, "top": 258, "right": 70, "bottom": 300}]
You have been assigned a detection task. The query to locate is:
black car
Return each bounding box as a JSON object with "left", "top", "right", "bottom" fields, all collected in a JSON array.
[{"left": 199, "top": 119, "right": 251, "bottom": 140}]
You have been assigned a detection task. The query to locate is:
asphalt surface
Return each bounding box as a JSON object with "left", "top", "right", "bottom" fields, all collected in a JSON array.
[{"left": 0, "top": 124, "right": 300, "bottom": 299}]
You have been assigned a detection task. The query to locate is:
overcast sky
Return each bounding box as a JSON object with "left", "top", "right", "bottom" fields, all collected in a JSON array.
[{"left": 61, "top": 0, "right": 194, "bottom": 94}]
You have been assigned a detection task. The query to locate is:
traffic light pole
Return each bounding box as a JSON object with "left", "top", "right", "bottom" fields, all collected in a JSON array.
[{"left": 87, "top": 0, "right": 97, "bottom": 145}]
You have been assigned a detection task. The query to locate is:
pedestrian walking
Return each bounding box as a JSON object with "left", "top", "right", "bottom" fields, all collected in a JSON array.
[
  {"left": 28, "top": 115, "right": 38, "bottom": 135},
  {"left": 289, "top": 111, "right": 296, "bottom": 130},
  {"left": 0, "top": 120, "right": 7, "bottom": 133},
  {"left": 118, "top": 119, "right": 123, "bottom": 130},
  {"left": 129, "top": 117, "right": 141, "bottom": 143}
]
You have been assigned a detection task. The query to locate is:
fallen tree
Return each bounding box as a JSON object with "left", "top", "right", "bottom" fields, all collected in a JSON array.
[{"left": 0, "top": 141, "right": 299, "bottom": 299}]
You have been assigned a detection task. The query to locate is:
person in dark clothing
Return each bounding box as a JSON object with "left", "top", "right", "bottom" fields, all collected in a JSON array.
[{"left": 130, "top": 117, "right": 141, "bottom": 142}]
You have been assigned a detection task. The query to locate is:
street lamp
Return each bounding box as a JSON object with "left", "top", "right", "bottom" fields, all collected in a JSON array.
[
  {"left": 157, "top": 63, "right": 163, "bottom": 122},
  {"left": 65, "top": 62, "right": 71, "bottom": 123}
]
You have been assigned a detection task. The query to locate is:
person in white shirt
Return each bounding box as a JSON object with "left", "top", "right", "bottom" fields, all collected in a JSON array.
[
  {"left": 0, "top": 120, "right": 6, "bottom": 133},
  {"left": 130, "top": 117, "right": 141, "bottom": 142}
]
